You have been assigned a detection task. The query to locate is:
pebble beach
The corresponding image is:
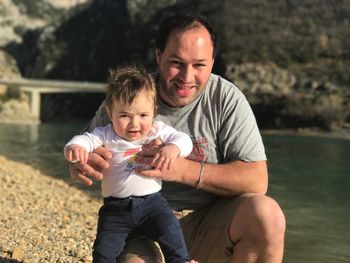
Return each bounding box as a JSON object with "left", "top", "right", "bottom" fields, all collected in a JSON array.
[{"left": 0, "top": 156, "right": 102, "bottom": 263}]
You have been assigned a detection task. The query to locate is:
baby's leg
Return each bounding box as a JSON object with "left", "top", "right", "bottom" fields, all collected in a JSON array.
[
  {"left": 93, "top": 198, "right": 134, "bottom": 262},
  {"left": 140, "top": 193, "right": 190, "bottom": 263}
]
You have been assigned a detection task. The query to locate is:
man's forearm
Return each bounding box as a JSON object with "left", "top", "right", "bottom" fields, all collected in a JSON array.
[{"left": 177, "top": 159, "right": 268, "bottom": 196}]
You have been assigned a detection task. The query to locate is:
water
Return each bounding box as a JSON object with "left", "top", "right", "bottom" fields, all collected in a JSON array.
[
  {"left": 0, "top": 122, "right": 84, "bottom": 179},
  {"left": 264, "top": 135, "right": 350, "bottom": 263},
  {"left": 0, "top": 122, "right": 349, "bottom": 262}
]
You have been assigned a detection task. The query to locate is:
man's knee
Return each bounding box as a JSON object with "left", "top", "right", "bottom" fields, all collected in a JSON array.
[
  {"left": 230, "top": 194, "right": 286, "bottom": 242},
  {"left": 253, "top": 195, "right": 286, "bottom": 240}
]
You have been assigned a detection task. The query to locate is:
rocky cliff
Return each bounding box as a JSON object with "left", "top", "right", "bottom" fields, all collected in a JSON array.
[
  {"left": 0, "top": 0, "right": 349, "bottom": 129},
  {"left": 0, "top": 0, "right": 91, "bottom": 122}
]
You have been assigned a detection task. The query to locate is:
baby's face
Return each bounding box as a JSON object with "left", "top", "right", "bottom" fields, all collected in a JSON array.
[{"left": 110, "top": 90, "right": 155, "bottom": 141}]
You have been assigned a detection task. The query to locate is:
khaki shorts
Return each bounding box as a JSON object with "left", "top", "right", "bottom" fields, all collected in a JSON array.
[{"left": 117, "top": 194, "right": 253, "bottom": 263}]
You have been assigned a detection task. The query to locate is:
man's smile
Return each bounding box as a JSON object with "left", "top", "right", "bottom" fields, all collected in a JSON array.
[{"left": 174, "top": 83, "right": 196, "bottom": 96}]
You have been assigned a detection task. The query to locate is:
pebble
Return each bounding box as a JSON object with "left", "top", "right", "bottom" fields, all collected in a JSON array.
[{"left": 12, "top": 247, "right": 24, "bottom": 260}]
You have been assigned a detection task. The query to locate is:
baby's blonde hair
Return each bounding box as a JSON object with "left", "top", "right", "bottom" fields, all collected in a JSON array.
[{"left": 105, "top": 66, "right": 157, "bottom": 116}]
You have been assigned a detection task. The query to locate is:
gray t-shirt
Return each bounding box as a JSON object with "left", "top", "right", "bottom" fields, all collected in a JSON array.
[{"left": 83, "top": 73, "right": 266, "bottom": 210}]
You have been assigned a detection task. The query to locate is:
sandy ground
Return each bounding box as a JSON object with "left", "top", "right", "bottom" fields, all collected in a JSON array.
[{"left": 0, "top": 155, "right": 102, "bottom": 263}]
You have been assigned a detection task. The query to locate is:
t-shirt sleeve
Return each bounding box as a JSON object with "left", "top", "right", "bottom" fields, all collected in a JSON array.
[
  {"left": 219, "top": 88, "right": 266, "bottom": 162},
  {"left": 64, "top": 126, "right": 107, "bottom": 158}
]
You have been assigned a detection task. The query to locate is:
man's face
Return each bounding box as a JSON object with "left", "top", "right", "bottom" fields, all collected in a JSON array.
[{"left": 156, "top": 24, "right": 215, "bottom": 108}]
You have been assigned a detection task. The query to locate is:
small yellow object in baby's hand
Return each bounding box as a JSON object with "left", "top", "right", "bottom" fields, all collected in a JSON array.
[{"left": 128, "top": 154, "right": 137, "bottom": 164}]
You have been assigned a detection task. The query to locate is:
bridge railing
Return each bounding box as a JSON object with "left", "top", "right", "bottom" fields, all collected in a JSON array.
[{"left": 0, "top": 78, "right": 106, "bottom": 120}]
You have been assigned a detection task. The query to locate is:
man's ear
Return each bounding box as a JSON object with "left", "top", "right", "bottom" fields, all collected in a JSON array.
[{"left": 155, "top": 49, "right": 162, "bottom": 65}]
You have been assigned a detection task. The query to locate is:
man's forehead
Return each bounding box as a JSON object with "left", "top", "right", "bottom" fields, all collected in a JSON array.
[
  {"left": 168, "top": 26, "right": 212, "bottom": 46},
  {"left": 163, "top": 31, "right": 214, "bottom": 59}
]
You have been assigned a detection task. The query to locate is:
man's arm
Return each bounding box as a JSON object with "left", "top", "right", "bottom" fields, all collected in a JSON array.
[
  {"left": 187, "top": 159, "right": 268, "bottom": 195},
  {"left": 136, "top": 154, "right": 268, "bottom": 196}
]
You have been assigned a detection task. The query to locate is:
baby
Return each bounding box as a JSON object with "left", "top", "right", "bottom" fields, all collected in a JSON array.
[{"left": 64, "top": 66, "right": 197, "bottom": 263}]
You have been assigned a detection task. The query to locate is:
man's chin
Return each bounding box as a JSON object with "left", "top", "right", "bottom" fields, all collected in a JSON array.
[
  {"left": 173, "top": 97, "right": 193, "bottom": 107},
  {"left": 160, "top": 91, "right": 193, "bottom": 107}
]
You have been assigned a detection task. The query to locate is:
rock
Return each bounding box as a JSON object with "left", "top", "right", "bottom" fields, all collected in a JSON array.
[
  {"left": 0, "top": 50, "right": 21, "bottom": 79},
  {"left": 11, "top": 247, "right": 25, "bottom": 260},
  {"left": 0, "top": 0, "right": 89, "bottom": 47},
  {"left": 226, "top": 62, "right": 296, "bottom": 96},
  {"left": 0, "top": 99, "right": 37, "bottom": 123},
  {"left": 83, "top": 256, "right": 93, "bottom": 263}
]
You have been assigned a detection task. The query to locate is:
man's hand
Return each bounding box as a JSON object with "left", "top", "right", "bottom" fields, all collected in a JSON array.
[
  {"left": 135, "top": 155, "right": 185, "bottom": 182},
  {"left": 69, "top": 146, "right": 112, "bottom": 186}
]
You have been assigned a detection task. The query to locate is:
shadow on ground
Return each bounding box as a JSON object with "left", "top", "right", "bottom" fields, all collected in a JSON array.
[{"left": 0, "top": 257, "right": 22, "bottom": 263}]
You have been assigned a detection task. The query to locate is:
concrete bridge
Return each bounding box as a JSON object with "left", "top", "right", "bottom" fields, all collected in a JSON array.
[{"left": 0, "top": 78, "right": 105, "bottom": 120}]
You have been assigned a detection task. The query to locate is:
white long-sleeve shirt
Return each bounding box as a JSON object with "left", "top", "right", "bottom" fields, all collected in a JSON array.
[{"left": 65, "top": 120, "right": 193, "bottom": 198}]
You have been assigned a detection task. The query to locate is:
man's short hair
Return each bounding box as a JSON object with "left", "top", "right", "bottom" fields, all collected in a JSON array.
[{"left": 156, "top": 14, "right": 216, "bottom": 58}]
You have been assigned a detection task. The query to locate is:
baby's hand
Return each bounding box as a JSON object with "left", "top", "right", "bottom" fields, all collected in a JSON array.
[
  {"left": 151, "top": 144, "right": 180, "bottom": 170},
  {"left": 66, "top": 144, "right": 89, "bottom": 164}
]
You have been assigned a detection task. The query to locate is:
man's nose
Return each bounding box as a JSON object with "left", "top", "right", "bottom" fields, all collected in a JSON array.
[{"left": 179, "top": 65, "right": 193, "bottom": 83}]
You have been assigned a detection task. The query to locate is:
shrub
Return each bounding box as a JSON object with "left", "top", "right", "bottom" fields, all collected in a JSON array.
[
  {"left": 1, "top": 84, "right": 21, "bottom": 101},
  {"left": 280, "top": 92, "right": 347, "bottom": 131}
]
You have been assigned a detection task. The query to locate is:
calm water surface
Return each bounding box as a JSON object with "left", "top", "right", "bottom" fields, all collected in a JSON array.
[
  {"left": 0, "top": 122, "right": 349, "bottom": 263},
  {"left": 264, "top": 135, "right": 350, "bottom": 263}
]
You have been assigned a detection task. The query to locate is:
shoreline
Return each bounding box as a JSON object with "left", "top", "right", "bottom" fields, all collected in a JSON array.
[
  {"left": 261, "top": 127, "right": 350, "bottom": 141},
  {"left": 1, "top": 118, "right": 350, "bottom": 141}
]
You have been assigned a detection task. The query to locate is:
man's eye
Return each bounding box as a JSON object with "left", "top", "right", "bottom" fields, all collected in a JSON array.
[
  {"left": 170, "top": 60, "right": 181, "bottom": 66},
  {"left": 194, "top": 63, "right": 206, "bottom": 68}
]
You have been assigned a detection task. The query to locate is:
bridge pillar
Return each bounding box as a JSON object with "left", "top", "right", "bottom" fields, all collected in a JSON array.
[{"left": 23, "top": 89, "right": 41, "bottom": 120}]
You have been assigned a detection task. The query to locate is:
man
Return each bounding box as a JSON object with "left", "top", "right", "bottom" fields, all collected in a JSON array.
[{"left": 70, "top": 14, "right": 286, "bottom": 263}]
